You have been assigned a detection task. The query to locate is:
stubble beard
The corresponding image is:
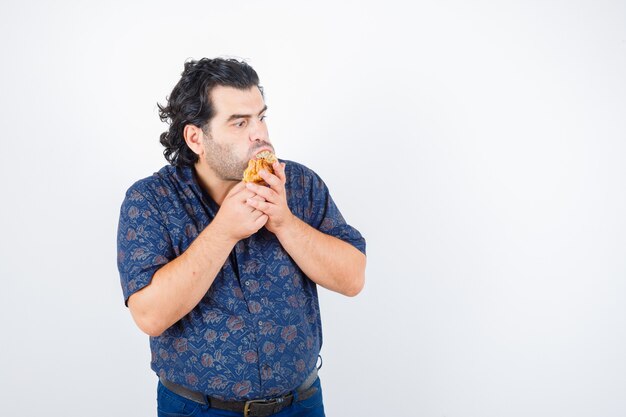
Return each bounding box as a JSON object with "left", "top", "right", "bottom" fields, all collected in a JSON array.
[{"left": 202, "top": 132, "right": 248, "bottom": 182}]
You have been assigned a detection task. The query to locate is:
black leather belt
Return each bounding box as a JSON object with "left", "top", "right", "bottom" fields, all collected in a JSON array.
[{"left": 160, "top": 368, "right": 319, "bottom": 417}]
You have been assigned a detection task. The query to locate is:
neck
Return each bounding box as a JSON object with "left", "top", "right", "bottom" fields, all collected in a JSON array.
[{"left": 193, "top": 161, "right": 238, "bottom": 206}]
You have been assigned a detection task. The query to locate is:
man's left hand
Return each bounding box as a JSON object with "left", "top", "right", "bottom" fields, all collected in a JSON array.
[{"left": 245, "top": 161, "right": 295, "bottom": 234}]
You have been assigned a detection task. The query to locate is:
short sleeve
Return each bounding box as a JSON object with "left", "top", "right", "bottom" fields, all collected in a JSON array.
[
  {"left": 117, "top": 185, "right": 174, "bottom": 306},
  {"left": 305, "top": 171, "right": 366, "bottom": 255}
]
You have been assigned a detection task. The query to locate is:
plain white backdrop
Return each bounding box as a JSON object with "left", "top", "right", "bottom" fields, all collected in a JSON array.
[{"left": 1, "top": 1, "right": 625, "bottom": 416}]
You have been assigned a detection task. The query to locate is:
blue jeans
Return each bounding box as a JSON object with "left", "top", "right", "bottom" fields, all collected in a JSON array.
[{"left": 157, "top": 377, "right": 326, "bottom": 417}]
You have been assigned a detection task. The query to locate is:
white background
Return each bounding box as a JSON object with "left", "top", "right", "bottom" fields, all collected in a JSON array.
[{"left": 1, "top": 1, "right": 625, "bottom": 416}]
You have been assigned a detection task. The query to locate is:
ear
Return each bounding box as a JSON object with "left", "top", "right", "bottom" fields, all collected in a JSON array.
[{"left": 183, "top": 124, "right": 205, "bottom": 157}]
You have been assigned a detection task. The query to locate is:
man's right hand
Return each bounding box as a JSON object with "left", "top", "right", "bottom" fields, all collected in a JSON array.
[
  {"left": 213, "top": 182, "right": 269, "bottom": 242},
  {"left": 127, "top": 182, "right": 268, "bottom": 337}
]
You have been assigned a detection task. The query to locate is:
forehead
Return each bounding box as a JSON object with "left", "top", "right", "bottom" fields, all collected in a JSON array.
[{"left": 210, "top": 85, "right": 264, "bottom": 120}]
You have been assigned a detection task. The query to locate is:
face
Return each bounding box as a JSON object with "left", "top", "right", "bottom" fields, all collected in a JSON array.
[{"left": 201, "top": 85, "right": 273, "bottom": 181}]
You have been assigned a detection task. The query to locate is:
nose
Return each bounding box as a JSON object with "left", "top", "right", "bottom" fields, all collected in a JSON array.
[{"left": 249, "top": 118, "right": 269, "bottom": 143}]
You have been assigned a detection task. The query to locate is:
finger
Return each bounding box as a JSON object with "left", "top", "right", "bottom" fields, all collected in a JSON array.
[
  {"left": 226, "top": 181, "right": 247, "bottom": 196},
  {"left": 259, "top": 169, "right": 282, "bottom": 189},
  {"left": 235, "top": 189, "right": 260, "bottom": 203},
  {"left": 273, "top": 161, "right": 287, "bottom": 183},
  {"left": 246, "top": 198, "right": 272, "bottom": 214},
  {"left": 252, "top": 208, "right": 267, "bottom": 219},
  {"left": 246, "top": 182, "right": 278, "bottom": 202},
  {"left": 254, "top": 213, "right": 269, "bottom": 228},
  {"left": 244, "top": 195, "right": 265, "bottom": 212},
  {"left": 228, "top": 184, "right": 255, "bottom": 200}
]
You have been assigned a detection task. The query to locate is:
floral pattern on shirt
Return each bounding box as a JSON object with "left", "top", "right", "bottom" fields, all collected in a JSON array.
[{"left": 117, "top": 160, "right": 365, "bottom": 400}]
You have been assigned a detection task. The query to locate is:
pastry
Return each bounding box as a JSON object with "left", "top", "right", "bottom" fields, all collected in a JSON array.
[{"left": 242, "top": 150, "right": 277, "bottom": 184}]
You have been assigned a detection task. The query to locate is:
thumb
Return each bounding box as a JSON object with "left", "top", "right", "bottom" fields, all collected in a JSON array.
[
  {"left": 227, "top": 181, "right": 247, "bottom": 197},
  {"left": 274, "top": 161, "right": 287, "bottom": 182}
]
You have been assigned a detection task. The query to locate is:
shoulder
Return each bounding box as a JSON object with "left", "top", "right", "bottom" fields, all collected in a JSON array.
[
  {"left": 123, "top": 164, "right": 189, "bottom": 196},
  {"left": 281, "top": 160, "right": 332, "bottom": 221},
  {"left": 282, "top": 159, "right": 325, "bottom": 190},
  {"left": 121, "top": 165, "right": 181, "bottom": 208}
]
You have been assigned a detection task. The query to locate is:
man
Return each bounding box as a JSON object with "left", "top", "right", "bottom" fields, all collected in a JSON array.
[{"left": 117, "top": 58, "right": 366, "bottom": 417}]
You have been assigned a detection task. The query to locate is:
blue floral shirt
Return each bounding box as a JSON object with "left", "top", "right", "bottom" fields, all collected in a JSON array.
[{"left": 116, "top": 160, "right": 366, "bottom": 400}]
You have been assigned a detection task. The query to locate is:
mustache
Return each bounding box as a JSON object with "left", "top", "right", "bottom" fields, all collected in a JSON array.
[{"left": 249, "top": 142, "right": 275, "bottom": 156}]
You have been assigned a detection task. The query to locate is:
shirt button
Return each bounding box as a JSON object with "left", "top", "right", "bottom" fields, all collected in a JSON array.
[
  {"left": 245, "top": 281, "right": 250, "bottom": 286},
  {"left": 258, "top": 320, "right": 263, "bottom": 326}
]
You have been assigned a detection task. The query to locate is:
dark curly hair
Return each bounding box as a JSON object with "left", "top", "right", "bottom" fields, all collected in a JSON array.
[{"left": 157, "top": 58, "right": 262, "bottom": 167}]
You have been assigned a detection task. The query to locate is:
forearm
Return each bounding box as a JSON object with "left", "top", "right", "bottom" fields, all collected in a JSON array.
[
  {"left": 128, "top": 220, "right": 237, "bottom": 336},
  {"left": 275, "top": 215, "right": 366, "bottom": 296}
]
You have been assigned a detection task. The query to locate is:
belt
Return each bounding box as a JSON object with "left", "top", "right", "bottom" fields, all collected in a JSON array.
[{"left": 160, "top": 367, "right": 319, "bottom": 417}]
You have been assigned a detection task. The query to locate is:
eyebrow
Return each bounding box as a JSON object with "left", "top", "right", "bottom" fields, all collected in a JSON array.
[{"left": 226, "top": 105, "right": 268, "bottom": 122}]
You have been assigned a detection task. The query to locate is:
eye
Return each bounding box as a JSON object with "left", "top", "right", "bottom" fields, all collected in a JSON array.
[
  {"left": 235, "top": 120, "right": 247, "bottom": 128},
  {"left": 260, "top": 115, "right": 267, "bottom": 122}
]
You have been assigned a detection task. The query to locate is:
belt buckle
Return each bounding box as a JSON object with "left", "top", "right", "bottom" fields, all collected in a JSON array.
[{"left": 243, "top": 398, "right": 277, "bottom": 417}]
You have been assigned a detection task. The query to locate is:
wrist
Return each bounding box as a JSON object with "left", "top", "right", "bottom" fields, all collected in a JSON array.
[
  {"left": 208, "top": 215, "right": 239, "bottom": 246},
  {"left": 274, "top": 213, "right": 299, "bottom": 239}
]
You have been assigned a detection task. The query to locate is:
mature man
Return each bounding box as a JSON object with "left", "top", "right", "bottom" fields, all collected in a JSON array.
[{"left": 117, "top": 58, "right": 366, "bottom": 417}]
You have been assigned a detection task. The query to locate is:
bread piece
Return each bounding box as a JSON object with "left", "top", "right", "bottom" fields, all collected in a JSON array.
[{"left": 242, "top": 150, "right": 278, "bottom": 184}]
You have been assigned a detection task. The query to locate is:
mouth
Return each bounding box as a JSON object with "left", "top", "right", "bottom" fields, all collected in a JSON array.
[{"left": 252, "top": 146, "right": 275, "bottom": 159}]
